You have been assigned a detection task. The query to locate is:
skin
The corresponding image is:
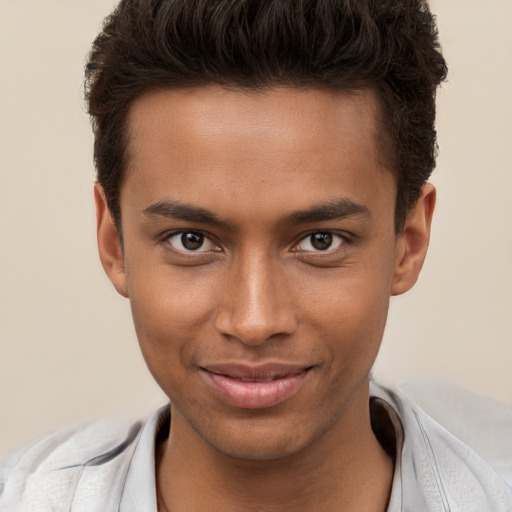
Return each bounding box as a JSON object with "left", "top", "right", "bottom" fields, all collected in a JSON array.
[{"left": 95, "top": 86, "right": 435, "bottom": 512}]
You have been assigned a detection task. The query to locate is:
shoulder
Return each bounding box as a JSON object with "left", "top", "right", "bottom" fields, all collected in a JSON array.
[
  {"left": 0, "top": 416, "right": 143, "bottom": 511},
  {"left": 373, "top": 378, "right": 512, "bottom": 511},
  {"left": 398, "top": 376, "right": 512, "bottom": 486}
]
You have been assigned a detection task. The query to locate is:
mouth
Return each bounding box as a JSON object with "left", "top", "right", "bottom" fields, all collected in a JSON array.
[{"left": 199, "top": 363, "right": 313, "bottom": 409}]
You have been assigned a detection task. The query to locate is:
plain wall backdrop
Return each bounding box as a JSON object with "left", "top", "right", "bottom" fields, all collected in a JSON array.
[{"left": 1, "top": 0, "right": 511, "bottom": 453}]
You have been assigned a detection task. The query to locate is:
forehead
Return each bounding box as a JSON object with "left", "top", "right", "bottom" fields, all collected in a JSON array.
[
  {"left": 126, "top": 85, "right": 385, "bottom": 162},
  {"left": 122, "top": 86, "right": 395, "bottom": 222}
]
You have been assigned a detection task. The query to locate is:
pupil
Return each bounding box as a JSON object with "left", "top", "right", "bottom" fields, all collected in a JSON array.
[
  {"left": 182, "top": 232, "right": 204, "bottom": 250},
  {"left": 311, "top": 232, "right": 333, "bottom": 250}
]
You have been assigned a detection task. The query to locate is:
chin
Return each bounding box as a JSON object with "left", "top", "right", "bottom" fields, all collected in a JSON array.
[{"left": 187, "top": 409, "right": 326, "bottom": 462}]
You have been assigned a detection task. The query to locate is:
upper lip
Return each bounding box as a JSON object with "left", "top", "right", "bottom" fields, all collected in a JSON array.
[{"left": 201, "top": 362, "right": 313, "bottom": 380}]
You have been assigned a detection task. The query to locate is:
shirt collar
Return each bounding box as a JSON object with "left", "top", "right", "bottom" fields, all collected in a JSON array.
[{"left": 119, "top": 405, "right": 170, "bottom": 512}]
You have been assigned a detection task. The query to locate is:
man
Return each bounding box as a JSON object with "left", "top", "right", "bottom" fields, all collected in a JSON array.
[{"left": 1, "top": 0, "right": 511, "bottom": 510}]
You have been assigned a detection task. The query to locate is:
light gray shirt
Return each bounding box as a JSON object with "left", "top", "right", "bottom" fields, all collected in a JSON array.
[{"left": 1, "top": 379, "right": 511, "bottom": 511}]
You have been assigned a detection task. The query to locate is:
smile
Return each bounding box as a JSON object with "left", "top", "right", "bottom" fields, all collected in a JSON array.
[{"left": 199, "top": 363, "right": 313, "bottom": 410}]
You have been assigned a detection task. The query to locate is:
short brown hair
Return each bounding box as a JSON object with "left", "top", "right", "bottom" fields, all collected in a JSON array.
[{"left": 85, "top": 0, "right": 447, "bottom": 233}]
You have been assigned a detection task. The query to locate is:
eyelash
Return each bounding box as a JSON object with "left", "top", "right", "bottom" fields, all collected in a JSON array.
[
  {"left": 161, "top": 229, "right": 350, "bottom": 255},
  {"left": 163, "top": 230, "right": 221, "bottom": 254},
  {"left": 292, "top": 231, "right": 348, "bottom": 253}
]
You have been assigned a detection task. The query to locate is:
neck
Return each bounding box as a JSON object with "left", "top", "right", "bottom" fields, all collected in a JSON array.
[{"left": 156, "top": 388, "right": 393, "bottom": 512}]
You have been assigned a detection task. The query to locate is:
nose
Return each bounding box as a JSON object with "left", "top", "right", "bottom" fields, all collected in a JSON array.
[{"left": 214, "top": 252, "right": 297, "bottom": 346}]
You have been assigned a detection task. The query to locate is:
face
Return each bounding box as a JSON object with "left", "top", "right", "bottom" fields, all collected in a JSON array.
[{"left": 96, "top": 86, "right": 434, "bottom": 460}]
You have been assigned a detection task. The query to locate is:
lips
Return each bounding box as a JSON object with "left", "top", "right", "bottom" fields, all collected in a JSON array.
[{"left": 199, "top": 363, "right": 312, "bottom": 409}]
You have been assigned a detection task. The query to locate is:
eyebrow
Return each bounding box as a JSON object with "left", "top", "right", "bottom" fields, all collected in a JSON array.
[
  {"left": 284, "top": 198, "right": 371, "bottom": 224},
  {"left": 141, "top": 197, "right": 370, "bottom": 228},
  {"left": 141, "top": 200, "right": 233, "bottom": 229}
]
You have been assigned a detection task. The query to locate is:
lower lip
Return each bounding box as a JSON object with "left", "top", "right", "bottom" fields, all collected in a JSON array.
[{"left": 200, "top": 369, "right": 310, "bottom": 409}]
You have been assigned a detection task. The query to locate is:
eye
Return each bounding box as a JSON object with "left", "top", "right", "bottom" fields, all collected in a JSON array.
[
  {"left": 295, "top": 232, "right": 345, "bottom": 252},
  {"left": 166, "top": 231, "right": 219, "bottom": 253}
]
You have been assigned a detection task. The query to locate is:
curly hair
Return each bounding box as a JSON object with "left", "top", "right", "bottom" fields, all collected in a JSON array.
[{"left": 85, "top": 0, "right": 447, "bottom": 233}]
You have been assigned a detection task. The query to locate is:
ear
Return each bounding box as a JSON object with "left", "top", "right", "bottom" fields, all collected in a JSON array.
[
  {"left": 94, "top": 184, "right": 128, "bottom": 298},
  {"left": 392, "top": 183, "right": 436, "bottom": 296}
]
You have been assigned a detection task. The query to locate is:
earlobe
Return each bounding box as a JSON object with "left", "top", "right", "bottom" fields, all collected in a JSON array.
[
  {"left": 391, "top": 183, "right": 436, "bottom": 296},
  {"left": 94, "top": 184, "right": 128, "bottom": 298}
]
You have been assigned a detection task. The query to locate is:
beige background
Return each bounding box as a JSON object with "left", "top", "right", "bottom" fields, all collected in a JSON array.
[{"left": 1, "top": 0, "right": 511, "bottom": 453}]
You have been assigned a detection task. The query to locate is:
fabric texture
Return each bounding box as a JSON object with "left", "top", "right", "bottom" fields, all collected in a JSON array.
[{"left": 1, "top": 379, "right": 511, "bottom": 511}]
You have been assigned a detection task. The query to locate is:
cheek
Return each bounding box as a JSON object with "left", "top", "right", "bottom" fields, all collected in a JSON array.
[
  {"left": 314, "top": 283, "right": 390, "bottom": 350},
  {"left": 295, "top": 257, "right": 395, "bottom": 365},
  {"left": 125, "top": 260, "right": 218, "bottom": 373}
]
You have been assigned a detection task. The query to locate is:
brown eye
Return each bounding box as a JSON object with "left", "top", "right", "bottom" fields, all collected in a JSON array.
[
  {"left": 181, "top": 232, "right": 204, "bottom": 250},
  {"left": 296, "top": 232, "right": 344, "bottom": 252},
  {"left": 166, "top": 231, "right": 219, "bottom": 253},
  {"left": 310, "top": 233, "right": 333, "bottom": 250}
]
